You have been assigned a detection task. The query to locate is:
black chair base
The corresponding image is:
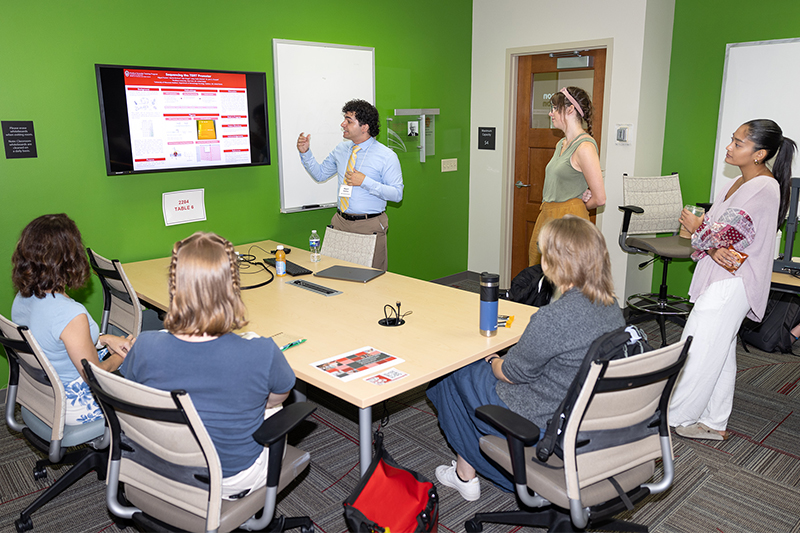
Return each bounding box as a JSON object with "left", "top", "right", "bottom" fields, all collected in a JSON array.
[
  {"left": 625, "top": 292, "right": 691, "bottom": 347},
  {"left": 15, "top": 447, "right": 108, "bottom": 532},
  {"left": 130, "top": 510, "right": 314, "bottom": 533},
  {"left": 466, "top": 508, "right": 649, "bottom": 533},
  {"left": 266, "top": 515, "right": 314, "bottom": 533},
  {"left": 467, "top": 484, "right": 653, "bottom": 533}
]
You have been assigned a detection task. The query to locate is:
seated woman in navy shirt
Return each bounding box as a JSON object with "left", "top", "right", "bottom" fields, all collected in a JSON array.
[{"left": 124, "top": 232, "right": 295, "bottom": 500}]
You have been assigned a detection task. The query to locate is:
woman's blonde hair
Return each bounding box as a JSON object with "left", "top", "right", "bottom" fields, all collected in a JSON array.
[
  {"left": 164, "top": 232, "right": 248, "bottom": 336},
  {"left": 538, "top": 215, "right": 615, "bottom": 305}
]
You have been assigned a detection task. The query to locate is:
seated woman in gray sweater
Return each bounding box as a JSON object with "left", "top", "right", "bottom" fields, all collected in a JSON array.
[{"left": 427, "top": 215, "right": 624, "bottom": 501}]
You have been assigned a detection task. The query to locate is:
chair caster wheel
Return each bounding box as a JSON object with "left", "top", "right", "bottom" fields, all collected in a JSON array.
[
  {"left": 551, "top": 514, "right": 575, "bottom": 532},
  {"left": 300, "top": 526, "right": 314, "bottom": 533},
  {"left": 112, "top": 518, "right": 130, "bottom": 530},
  {"left": 15, "top": 516, "right": 33, "bottom": 532},
  {"left": 465, "top": 519, "right": 483, "bottom": 532},
  {"left": 33, "top": 467, "right": 47, "bottom": 480}
]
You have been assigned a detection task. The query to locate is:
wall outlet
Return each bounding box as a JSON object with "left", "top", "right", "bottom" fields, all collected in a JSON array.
[{"left": 441, "top": 158, "right": 458, "bottom": 172}]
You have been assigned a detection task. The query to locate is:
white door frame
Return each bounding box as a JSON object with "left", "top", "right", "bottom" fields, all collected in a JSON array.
[{"left": 498, "top": 38, "right": 614, "bottom": 286}]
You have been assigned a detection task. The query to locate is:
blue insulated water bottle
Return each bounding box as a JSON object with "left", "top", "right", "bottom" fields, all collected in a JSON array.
[{"left": 480, "top": 272, "right": 499, "bottom": 337}]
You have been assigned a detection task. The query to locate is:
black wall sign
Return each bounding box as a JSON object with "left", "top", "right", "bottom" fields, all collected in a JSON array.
[
  {"left": 478, "top": 127, "right": 495, "bottom": 150},
  {"left": 3, "top": 121, "right": 38, "bottom": 159}
]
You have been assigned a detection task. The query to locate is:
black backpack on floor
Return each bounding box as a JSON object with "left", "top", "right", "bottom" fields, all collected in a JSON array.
[
  {"left": 739, "top": 290, "right": 800, "bottom": 354},
  {"left": 504, "top": 265, "right": 554, "bottom": 307}
]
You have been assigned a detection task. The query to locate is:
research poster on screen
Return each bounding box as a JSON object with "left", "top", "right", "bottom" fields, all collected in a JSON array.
[{"left": 123, "top": 69, "right": 252, "bottom": 171}]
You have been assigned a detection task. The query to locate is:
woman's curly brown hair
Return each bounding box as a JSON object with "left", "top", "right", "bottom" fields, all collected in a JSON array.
[{"left": 12, "top": 214, "right": 90, "bottom": 298}]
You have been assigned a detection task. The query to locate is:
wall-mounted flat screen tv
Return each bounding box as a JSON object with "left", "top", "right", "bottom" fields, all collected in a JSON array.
[{"left": 96, "top": 64, "right": 270, "bottom": 175}]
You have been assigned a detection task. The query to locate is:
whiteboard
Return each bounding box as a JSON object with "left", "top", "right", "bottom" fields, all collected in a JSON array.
[
  {"left": 273, "top": 40, "right": 375, "bottom": 213},
  {"left": 711, "top": 38, "right": 800, "bottom": 201}
]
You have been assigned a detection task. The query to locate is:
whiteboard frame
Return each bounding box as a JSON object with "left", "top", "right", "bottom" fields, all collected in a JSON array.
[
  {"left": 710, "top": 38, "right": 800, "bottom": 202},
  {"left": 273, "top": 39, "right": 375, "bottom": 213}
]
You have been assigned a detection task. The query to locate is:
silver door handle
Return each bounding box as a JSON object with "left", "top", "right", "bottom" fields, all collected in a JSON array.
[{"left": 515, "top": 181, "right": 531, "bottom": 188}]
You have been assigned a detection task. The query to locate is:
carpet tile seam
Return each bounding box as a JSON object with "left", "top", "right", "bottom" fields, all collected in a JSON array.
[
  {"left": 311, "top": 411, "right": 359, "bottom": 446},
  {"left": 320, "top": 461, "right": 360, "bottom": 494}
]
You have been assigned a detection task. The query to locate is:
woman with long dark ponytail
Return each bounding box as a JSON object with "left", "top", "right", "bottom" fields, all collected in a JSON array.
[{"left": 670, "top": 119, "right": 796, "bottom": 440}]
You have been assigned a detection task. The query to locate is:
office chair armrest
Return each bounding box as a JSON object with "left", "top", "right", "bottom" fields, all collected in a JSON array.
[
  {"left": 252, "top": 402, "right": 316, "bottom": 447},
  {"left": 618, "top": 205, "right": 644, "bottom": 234},
  {"left": 476, "top": 405, "right": 540, "bottom": 446},
  {"left": 240, "top": 402, "right": 316, "bottom": 532},
  {"left": 618, "top": 205, "right": 646, "bottom": 253},
  {"left": 477, "top": 405, "right": 541, "bottom": 487}
]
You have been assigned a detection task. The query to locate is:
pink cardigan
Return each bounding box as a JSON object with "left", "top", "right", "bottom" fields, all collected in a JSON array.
[{"left": 688, "top": 175, "right": 780, "bottom": 321}]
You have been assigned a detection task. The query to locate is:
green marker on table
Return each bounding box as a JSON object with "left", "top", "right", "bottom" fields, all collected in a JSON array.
[{"left": 281, "top": 338, "right": 307, "bottom": 351}]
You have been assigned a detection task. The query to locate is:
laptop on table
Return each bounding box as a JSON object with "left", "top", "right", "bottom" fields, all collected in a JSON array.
[{"left": 314, "top": 265, "right": 385, "bottom": 283}]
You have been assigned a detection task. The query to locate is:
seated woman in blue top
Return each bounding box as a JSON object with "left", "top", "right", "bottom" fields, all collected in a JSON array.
[
  {"left": 428, "top": 215, "right": 624, "bottom": 501},
  {"left": 12, "top": 214, "right": 133, "bottom": 425},
  {"left": 123, "top": 231, "right": 296, "bottom": 500}
]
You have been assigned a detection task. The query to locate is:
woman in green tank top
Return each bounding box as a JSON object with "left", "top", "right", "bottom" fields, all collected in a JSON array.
[{"left": 528, "top": 86, "right": 606, "bottom": 265}]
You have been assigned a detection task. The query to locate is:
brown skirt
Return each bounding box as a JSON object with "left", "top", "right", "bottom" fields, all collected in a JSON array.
[{"left": 528, "top": 198, "right": 590, "bottom": 266}]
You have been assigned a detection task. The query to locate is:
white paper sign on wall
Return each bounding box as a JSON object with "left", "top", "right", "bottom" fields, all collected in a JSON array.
[{"left": 163, "top": 189, "right": 206, "bottom": 226}]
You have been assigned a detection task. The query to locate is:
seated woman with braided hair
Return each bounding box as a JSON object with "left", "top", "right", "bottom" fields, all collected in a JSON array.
[{"left": 123, "top": 231, "right": 295, "bottom": 500}]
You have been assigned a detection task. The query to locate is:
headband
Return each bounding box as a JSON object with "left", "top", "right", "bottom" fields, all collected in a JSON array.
[{"left": 559, "top": 87, "right": 585, "bottom": 118}]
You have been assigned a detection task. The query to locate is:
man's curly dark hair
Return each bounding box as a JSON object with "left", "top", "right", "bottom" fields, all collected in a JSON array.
[{"left": 342, "top": 99, "right": 380, "bottom": 138}]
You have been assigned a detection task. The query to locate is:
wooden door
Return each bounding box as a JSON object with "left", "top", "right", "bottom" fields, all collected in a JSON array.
[{"left": 510, "top": 49, "right": 606, "bottom": 279}]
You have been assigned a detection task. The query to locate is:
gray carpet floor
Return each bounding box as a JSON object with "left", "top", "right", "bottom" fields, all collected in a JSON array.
[{"left": 2, "top": 319, "right": 800, "bottom": 532}]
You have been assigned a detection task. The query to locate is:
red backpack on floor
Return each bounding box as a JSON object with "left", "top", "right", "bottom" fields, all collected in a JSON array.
[{"left": 343, "top": 431, "right": 438, "bottom": 532}]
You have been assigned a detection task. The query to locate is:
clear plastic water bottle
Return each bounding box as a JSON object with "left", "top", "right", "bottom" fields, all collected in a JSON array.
[{"left": 309, "top": 230, "right": 321, "bottom": 262}]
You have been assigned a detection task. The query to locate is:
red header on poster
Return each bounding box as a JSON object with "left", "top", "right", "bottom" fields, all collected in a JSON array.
[{"left": 123, "top": 69, "right": 246, "bottom": 89}]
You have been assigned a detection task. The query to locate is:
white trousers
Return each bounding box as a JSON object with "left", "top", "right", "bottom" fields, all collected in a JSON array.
[
  {"left": 221, "top": 405, "right": 284, "bottom": 500},
  {"left": 668, "top": 277, "right": 750, "bottom": 431}
]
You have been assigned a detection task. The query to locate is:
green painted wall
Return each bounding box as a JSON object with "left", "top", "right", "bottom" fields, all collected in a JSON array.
[
  {"left": 0, "top": 1, "right": 473, "bottom": 387},
  {"left": 661, "top": 0, "right": 800, "bottom": 295}
]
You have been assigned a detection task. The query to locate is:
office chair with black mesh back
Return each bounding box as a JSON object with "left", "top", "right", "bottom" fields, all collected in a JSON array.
[
  {"left": 466, "top": 329, "right": 690, "bottom": 533},
  {"left": 87, "top": 248, "right": 142, "bottom": 338},
  {"left": 0, "top": 314, "right": 109, "bottom": 533},
  {"left": 82, "top": 360, "right": 315, "bottom": 533},
  {"left": 619, "top": 173, "right": 694, "bottom": 346}
]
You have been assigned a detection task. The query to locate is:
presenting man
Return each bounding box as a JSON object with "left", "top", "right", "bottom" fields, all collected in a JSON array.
[{"left": 297, "top": 99, "right": 403, "bottom": 271}]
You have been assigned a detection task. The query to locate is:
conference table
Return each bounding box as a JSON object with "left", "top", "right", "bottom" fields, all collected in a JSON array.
[
  {"left": 123, "top": 239, "right": 535, "bottom": 475},
  {"left": 771, "top": 271, "right": 800, "bottom": 294}
]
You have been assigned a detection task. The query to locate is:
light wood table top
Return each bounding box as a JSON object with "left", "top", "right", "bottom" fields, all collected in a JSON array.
[
  {"left": 771, "top": 271, "right": 800, "bottom": 293},
  {"left": 123, "top": 239, "right": 536, "bottom": 410}
]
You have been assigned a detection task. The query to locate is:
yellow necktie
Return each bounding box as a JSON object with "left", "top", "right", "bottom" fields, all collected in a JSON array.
[{"left": 340, "top": 146, "right": 360, "bottom": 213}]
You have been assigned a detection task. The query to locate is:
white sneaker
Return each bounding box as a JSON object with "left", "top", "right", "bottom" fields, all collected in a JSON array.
[{"left": 435, "top": 461, "right": 480, "bottom": 501}]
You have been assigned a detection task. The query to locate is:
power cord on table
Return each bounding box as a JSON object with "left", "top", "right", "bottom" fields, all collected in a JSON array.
[
  {"left": 378, "top": 301, "right": 412, "bottom": 327},
  {"left": 237, "top": 248, "right": 274, "bottom": 290}
]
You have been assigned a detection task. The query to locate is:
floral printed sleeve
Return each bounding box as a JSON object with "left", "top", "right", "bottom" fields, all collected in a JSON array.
[{"left": 690, "top": 208, "right": 756, "bottom": 262}]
